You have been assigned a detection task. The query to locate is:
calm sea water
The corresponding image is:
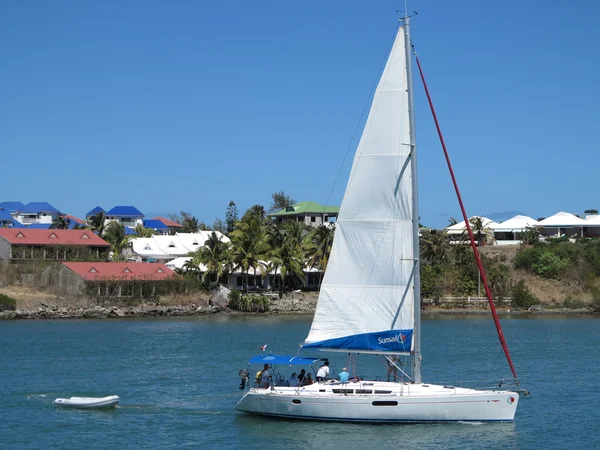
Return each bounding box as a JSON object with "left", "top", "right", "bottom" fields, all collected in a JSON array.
[{"left": 1, "top": 314, "right": 598, "bottom": 450}]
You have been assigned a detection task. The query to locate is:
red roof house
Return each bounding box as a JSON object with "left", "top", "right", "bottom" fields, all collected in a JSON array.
[
  {"left": 41, "top": 262, "right": 179, "bottom": 299},
  {"left": 0, "top": 229, "right": 110, "bottom": 261},
  {"left": 152, "top": 217, "right": 183, "bottom": 228},
  {"left": 65, "top": 214, "right": 85, "bottom": 225},
  {"left": 62, "top": 262, "right": 176, "bottom": 281}
]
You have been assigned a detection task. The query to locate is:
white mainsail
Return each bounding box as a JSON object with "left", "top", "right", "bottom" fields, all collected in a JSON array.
[{"left": 303, "top": 26, "right": 415, "bottom": 354}]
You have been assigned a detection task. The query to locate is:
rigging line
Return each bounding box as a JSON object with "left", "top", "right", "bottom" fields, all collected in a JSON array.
[
  {"left": 322, "top": 23, "right": 400, "bottom": 210},
  {"left": 414, "top": 55, "right": 519, "bottom": 384}
]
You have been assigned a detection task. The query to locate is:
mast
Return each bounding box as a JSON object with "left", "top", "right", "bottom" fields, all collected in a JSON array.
[{"left": 403, "top": 16, "right": 422, "bottom": 384}]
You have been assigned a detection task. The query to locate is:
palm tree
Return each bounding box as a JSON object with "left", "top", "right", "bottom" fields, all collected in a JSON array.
[
  {"left": 264, "top": 221, "right": 307, "bottom": 297},
  {"left": 229, "top": 216, "right": 267, "bottom": 292},
  {"left": 419, "top": 228, "right": 448, "bottom": 266},
  {"left": 448, "top": 217, "right": 458, "bottom": 226},
  {"left": 303, "top": 225, "right": 334, "bottom": 287},
  {"left": 135, "top": 224, "right": 154, "bottom": 237},
  {"left": 467, "top": 217, "right": 495, "bottom": 247},
  {"left": 103, "top": 222, "right": 129, "bottom": 261},
  {"left": 181, "top": 213, "right": 201, "bottom": 233},
  {"left": 193, "top": 231, "right": 230, "bottom": 283},
  {"left": 87, "top": 211, "right": 106, "bottom": 237},
  {"left": 51, "top": 215, "right": 70, "bottom": 229}
]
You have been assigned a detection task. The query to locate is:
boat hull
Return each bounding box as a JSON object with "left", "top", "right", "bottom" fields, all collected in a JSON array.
[
  {"left": 54, "top": 395, "right": 120, "bottom": 409},
  {"left": 236, "top": 382, "right": 518, "bottom": 423}
]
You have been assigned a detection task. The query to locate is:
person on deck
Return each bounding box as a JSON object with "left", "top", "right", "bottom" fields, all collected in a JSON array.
[
  {"left": 339, "top": 367, "right": 350, "bottom": 382},
  {"left": 316, "top": 361, "right": 330, "bottom": 382},
  {"left": 261, "top": 364, "right": 272, "bottom": 388},
  {"left": 301, "top": 373, "right": 314, "bottom": 386},
  {"left": 286, "top": 372, "right": 299, "bottom": 387},
  {"left": 298, "top": 369, "right": 306, "bottom": 383}
]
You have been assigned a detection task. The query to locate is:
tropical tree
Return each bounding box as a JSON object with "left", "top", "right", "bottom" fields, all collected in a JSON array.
[
  {"left": 448, "top": 217, "right": 458, "bottom": 226},
  {"left": 103, "top": 222, "right": 129, "bottom": 261},
  {"left": 465, "top": 217, "right": 495, "bottom": 247},
  {"left": 520, "top": 226, "right": 541, "bottom": 246},
  {"left": 192, "top": 231, "right": 231, "bottom": 283},
  {"left": 229, "top": 216, "right": 267, "bottom": 292},
  {"left": 264, "top": 221, "right": 307, "bottom": 297},
  {"left": 303, "top": 225, "right": 334, "bottom": 287},
  {"left": 242, "top": 204, "right": 266, "bottom": 222},
  {"left": 181, "top": 212, "right": 201, "bottom": 233},
  {"left": 134, "top": 224, "right": 154, "bottom": 237},
  {"left": 420, "top": 229, "right": 449, "bottom": 266},
  {"left": 87, "top": 211, "right": 106, "bottom": 237},
  {"left": 212, "top": 218, "right": 227, "bottom": 234},
  {"left": 51, "top": 215, "right": 71, "bottom": 229},
  {"left": 225, "top": 201, "right": 238, "bottom": 234},
  {"left": 269, "top": 191, "right": 295, "bottom": 213}
]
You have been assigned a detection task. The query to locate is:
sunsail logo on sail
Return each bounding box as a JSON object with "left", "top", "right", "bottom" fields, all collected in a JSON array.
[{"left": 378, "top": 333, "right": 406, "bottom": 345}]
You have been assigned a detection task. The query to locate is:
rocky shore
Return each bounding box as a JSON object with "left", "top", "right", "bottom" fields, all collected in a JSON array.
[{"left": 0, "top": 300, "right": 593, "bottom": 320}]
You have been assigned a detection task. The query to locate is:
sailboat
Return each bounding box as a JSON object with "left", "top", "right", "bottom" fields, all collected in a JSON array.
[{"left": 236, "top": 16, "right": 520, "bottom": 423}]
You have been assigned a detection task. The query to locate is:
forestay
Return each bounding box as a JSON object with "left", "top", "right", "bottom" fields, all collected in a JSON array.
[{"left": 303, "top": 26, "right": 415, "bottom": 354}]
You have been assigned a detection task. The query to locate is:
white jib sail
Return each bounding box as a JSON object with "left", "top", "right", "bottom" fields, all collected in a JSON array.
[{"left": 304, "top": 26, "right": 415, "bottom": 353}]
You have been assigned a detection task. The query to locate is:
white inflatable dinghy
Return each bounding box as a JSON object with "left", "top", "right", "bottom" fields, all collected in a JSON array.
[{"left": 54, "top": 395, "right": 119, "bottom": 409}]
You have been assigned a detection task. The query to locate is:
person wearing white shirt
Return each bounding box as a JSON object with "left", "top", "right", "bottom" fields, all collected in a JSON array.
[{"left": 316, "top": 361, "right": 330, "bottom": 382}]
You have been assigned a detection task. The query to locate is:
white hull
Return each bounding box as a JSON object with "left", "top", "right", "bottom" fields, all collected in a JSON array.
[
  {"left": 54, "top": 395, "right": 120, "bottom": 409},
  {"left": 236, "top": 381, "right": 518, "bottom": 423}
]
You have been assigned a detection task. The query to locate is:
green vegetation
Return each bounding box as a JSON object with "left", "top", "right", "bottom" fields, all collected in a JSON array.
[
  {"left": 227, "top": 290, "right": 270, "bottom": 312},
  {"left": 103, "top": 222, "right": 129, "bottom": 262},
  {"left": 511, "top": 280, "right": 539, "bottom": 308},
  {"left": 0, "top": 293, "right": 17, "bottom": 311}
]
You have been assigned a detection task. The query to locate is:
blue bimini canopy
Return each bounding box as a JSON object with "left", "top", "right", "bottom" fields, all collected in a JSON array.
[{"left": 248, "top": 354, "right": 325, "bottom": 366}]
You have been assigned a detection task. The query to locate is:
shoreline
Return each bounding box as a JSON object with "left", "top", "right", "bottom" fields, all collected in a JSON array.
[{"left": 0, "top": 304, "right": 594, "bottom": 320}]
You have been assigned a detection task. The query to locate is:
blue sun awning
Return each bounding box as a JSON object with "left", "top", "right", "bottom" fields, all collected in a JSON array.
[{"left": 248, "top": 354, "right": 325, "bottom": 366}]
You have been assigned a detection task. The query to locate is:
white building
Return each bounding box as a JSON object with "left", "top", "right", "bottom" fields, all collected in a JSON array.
[
  {"left": 491, "top": 215, "right": 538, "bottom": 245},
  {"left": 445, "top": 216, "right": 498, "bottom": 243},
  {"left": 535, "top": 212, "right": 585, "bottom": 238},
  {"left": 128, "top": 231, "right": 230, "bottom": 263},
  {"left": 11, "top": 202, "right": 62, "bottom": 225}
]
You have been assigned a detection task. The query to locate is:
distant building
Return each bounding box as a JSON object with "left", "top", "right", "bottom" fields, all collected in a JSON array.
[
  {"left": 0, "top": 209, "right": 21, "bottom": 228},
  {"left": 127, "top": 231, "right": 230, "bottom": 263},
  {"left": 150, "top": 217, "right": 183, "bottom": 234},
  {"left": 491, "top": 215, "right": 538, "bottom": 245},
  {"left": 0, "top": 229, "right": 110, "bottom": 261},
  {"left": 85, "top": 205, "right": 145, "bottom": 232},
  {"left": 268, "top": 202, "right": 339, "bottom": 227},
  {"left": 41, "top": 262, "right": 177, "bottom": 298},
  {"left": 535, "top": 212, "right": 585, "bottom": 238},
  {"left": 10, "top": 202, "right": 62, "bottom": 226},
  {"left": 105, "top": 206, "right": 145, "bottom": 228}
]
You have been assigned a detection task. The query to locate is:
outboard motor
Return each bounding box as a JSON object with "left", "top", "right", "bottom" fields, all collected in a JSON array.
[{"left": 239, "top": 368, "right": 249, "bottom": 390}]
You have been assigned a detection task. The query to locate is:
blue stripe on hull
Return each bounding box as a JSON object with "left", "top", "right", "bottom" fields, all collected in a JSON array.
[
  {"left": 303, "top": 329, "right": 413, "bottom": 353},
  {"left": 238, "top": 411, "right": 512, "bottom": 424}
]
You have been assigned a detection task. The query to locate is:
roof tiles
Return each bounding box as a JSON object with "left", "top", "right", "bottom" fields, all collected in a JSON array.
[
  {"left": 63, "top": 262, "right": 176, "bottom": 281},
  {"left": 0, "top": 229, "right": 110, "bottom": 246}
]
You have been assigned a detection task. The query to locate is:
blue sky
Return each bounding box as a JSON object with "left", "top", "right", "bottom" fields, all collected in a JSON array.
[{"left": 2, "top": 0, "right": 598, "bottom": 228}]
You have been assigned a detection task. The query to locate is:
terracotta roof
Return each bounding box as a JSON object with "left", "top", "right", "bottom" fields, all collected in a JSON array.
[
  {"left": 63, "top": 262, "right": 177, "bottom": 281},
  {"left": 65, "top": 214, "right": 85, "bottom": 224},
  {"left": 0, "top": 229, "right": 110, "bottom": 246},
  {"left": 152, "top": 217, "right": 182, "bottom": 228}
]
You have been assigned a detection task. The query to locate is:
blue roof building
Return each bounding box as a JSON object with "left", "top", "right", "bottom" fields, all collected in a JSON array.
[
  {"left": 85, "top": 206, "right": 106, "bottom": 219},
  {"left": 104, "top": 206, "right": 145, "bottom": 229},
  {"left": 20, "top": 202, "right": 60, "bottom": 213},
  {"left": 0, "top": 201, "right": 25, "bottom": 212},
  {"left": 106, "top": 206, "right": 144, "bottom": 217},
  {"left": 0, "top": 209, "right": 22, "bottom": 228},
  {"left": 11, "top": 202, "right": 61, "bottom": 226}
]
